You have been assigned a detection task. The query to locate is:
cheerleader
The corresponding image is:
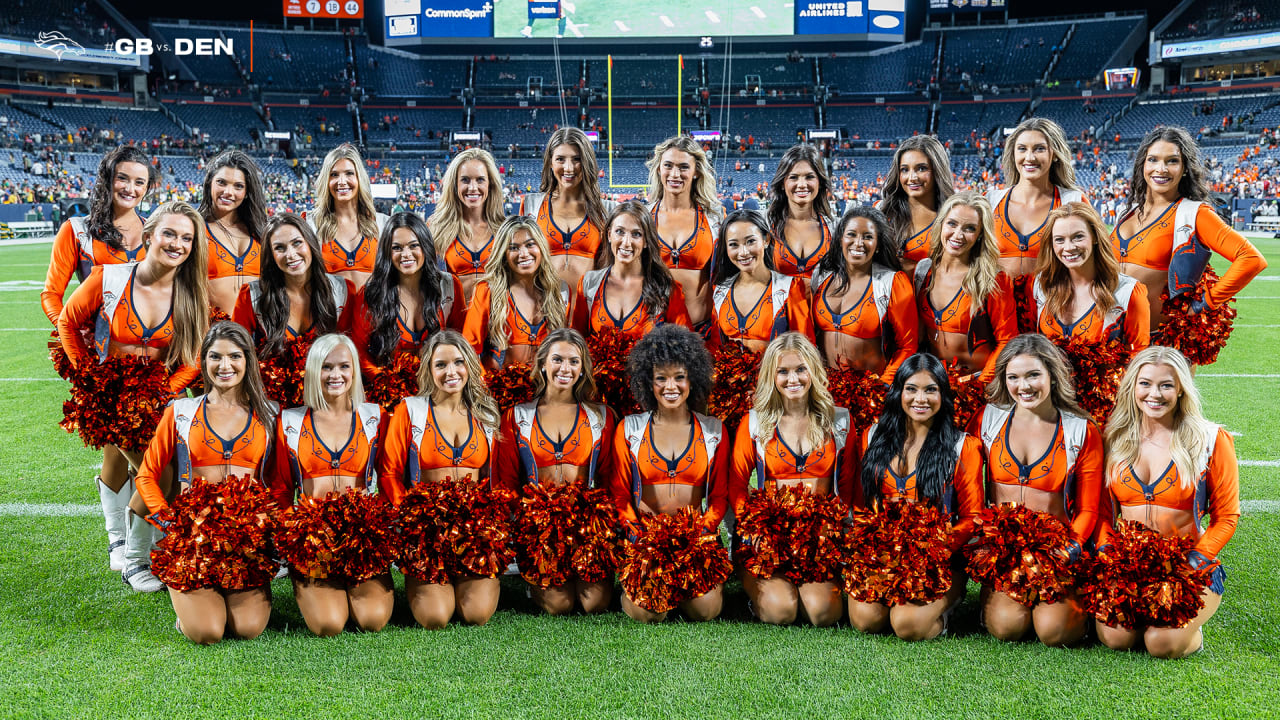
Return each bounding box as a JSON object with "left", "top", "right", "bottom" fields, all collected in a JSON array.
[
  {"left": 309, "top": 143, "right": 387, "bottom": 289},
  {"left": 1035, "top": 202, "right": 1149, "bottom": 349},
  {"left": 849, "top": 353, "right": 984, "bottom": 640},
  {"left": 464, "top": 216, "right": 570, "bottom": 371},
  {"left": 766, "top": 144, "right": 834, "bottom": 279},
  {"left": 272, "top": 334, "right": 393, "bottom": 636},
  {"left": 521, "top": 127, "right": 613, "bottom": 292},
  {"left": 988, "top": 118, "right": 1084, "bottom": 279},
  {"left": 135, "top": 322, "right": 275, "bottom": 643},
  {"left": 878, "top": 136, "right": 955, "bottom": 276},
  {"left": 707, "top": 209, "right": 812, "bottom": 353},
  {"left": 58, "top": 201, "right": 209, "bottom": 593},
  {"left": 729, "top": 333, "right": 855, "bottom": 626},
  {"left": 493, "top": 329, "right": 618, "bottom": 615},
  {"left": 610, "top": 325, "right": 730, "bottom": 622},
  {"left": 352, "top": 212, "right": 464, "bottom": 409},
  {"left": 811, "top": 206, "right": 917, "bottom": 383},
  {"left": 572, "top": 202, "right": 692, "bottom": 339},
  {"left": 233, "top": 213, "right": 353, "bottom": 407},
  {"left": 1096, "top": 347, "right": 1238, "bottom": 659},
  {"left": 200, "top": 150, "right": 267, "bottom": 316},
  {"left": 646, "top": 135, "right": 722, "bottom": 330},
  {"left": 914, "top": 192, "right": 1018, "bottom": 383},
  {"left": 969, "top": 334, "right": 1103, "bottom": 646},
  {"left": 428, "top": 148, "right": 506, "bottom": 304},
  {"left": 1112, "top": 126, "right": 1266, "bottom": 330},
  {"left": 41, "top": 145, "right": 157, "bottom": 572},
  {"left": 378, "top": 331, "right": 505, "bottom": 629}
]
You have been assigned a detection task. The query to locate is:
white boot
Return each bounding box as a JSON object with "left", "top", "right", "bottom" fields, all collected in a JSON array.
[
  {"left": 121, "top": 509, "right": 164, "bottom": 593},
  {"left": 96, "top": 476, "right": 130, "bottom": 571}
]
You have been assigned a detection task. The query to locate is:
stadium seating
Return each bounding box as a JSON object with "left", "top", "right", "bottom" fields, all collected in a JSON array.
[
  {"left": 22, "top": 103, "right": 186, "bottom": 143},
  {"left": 942, "top": 24, "right": 1069, "bottom": 89},
  {"left": 165, "top": 101, "right": 265, "bottom": 145},
  {"left": 266, "top": 105, "right": 353, "bottom": 143},
  {"left": 588, "top": 57, "right": 681, "bottom": 96},
  {"left": 706, "top": 55, "right": 813, "bottom": 91},
  {"left": 362, "top": 108, "right": 464, "bottom": 144},
  {"left": 1053, "top": 18, "right": 1142, "bottom": 81},
  {"left": 354, "top": 44, "right": 467, "bottom": 98},
  {"left": 823, "top": 41, "right": 936, "bottom": 95},
  {"left": 152, "top": 24, "right": 242, "bottom": 88},
  {"left": 825, "top": 103, "right": 931, "bottom": 143},
  {"left": 1109, "top": 94, "right": 1275, "bottom": 140}
]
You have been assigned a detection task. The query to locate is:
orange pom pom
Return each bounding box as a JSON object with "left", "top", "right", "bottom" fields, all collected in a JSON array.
[{"left": 150, "top": 475, "right": 279, "bottom": 592}]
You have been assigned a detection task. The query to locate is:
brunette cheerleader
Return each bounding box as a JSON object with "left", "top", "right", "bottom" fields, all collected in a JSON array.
[
  {"left": 766, "top": 144, "right": 834, "bottom": 280},
  {"left": 464, "top": 216, "right": 570, "bottom": 371},
  {"left": 58, "top": 200, "right": 209, "bottom": 592},
  {"left": 879, "top": 136, "right": 955, "bottom": 276},
  {"left": 428, "top": 148, "right": 506, "bottom": 303},
  {"left": 135, "top": 322, "right": 276, "bottom": 643},
  {"left": 646, "top": 135, "right": 722, "bottom": 330},
  {"left": 493, "top": 329, "right": 618, "bottom": 615},
  {"left": 41, "top": 145, "right": 157, "bottom": 572},
  {"left": 707, "top": 209, "right": 813, "bottom": 353},
  {"left": 200, "top": 150, "right": 267, "bottom": 316},
  {"left": 309, "top": 143, "right": 387, "bottom": 289},
  {"left": 272, "top": 334, "right": 394, "bottom": 636},
  {"left": 729, "top": 333, "right": 855, "bottom": 626},
  {"left": 849, "top": 353, "right": 984, "bottom": 640},
  {"left": 987, "top": 118, "right": 1084, "bottom": 278},
  {"left": 521, "top": 127, "right": 614, "bottom": 292}
]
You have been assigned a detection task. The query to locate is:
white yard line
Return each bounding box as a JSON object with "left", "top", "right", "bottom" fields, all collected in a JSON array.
[{"left": 1197, "top": 373, "right": 1280, "bottom": 378}]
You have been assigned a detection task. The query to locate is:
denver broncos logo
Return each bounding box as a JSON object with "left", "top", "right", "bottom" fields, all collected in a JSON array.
[{"left": 35, "top": 31, "right": 86, "bottom": 61}]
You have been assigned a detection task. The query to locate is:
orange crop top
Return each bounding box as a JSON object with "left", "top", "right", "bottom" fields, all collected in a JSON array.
[
  {"left": 991, "top": 187, "right": 1064, "bottom": 260},
  {"left": 609, "top": 413, "right": 730, "bottom": 528},
  {"left": 206, "top": 222, "right": 261, "bottom": 281},
  {"left": 855, "top": 426, "right": 985, "bottom": 551},
  {"left": 969, "top": 407, "right": 1103, "bottom": 542},
  {"left": 916, "top": 264, "right": 1018, "bottom": 381},
  {"left": 1099, "top": 428, "right": 1239, "bottom": 559},
  {"left": 464, "top": 280, "right": 556, "bottom": 364},
  {"left": 812, "top": 270, "right": 918, "bottom": 382},
  {"left": 378, "top": 398, "right": 494, "bottom": 505},
  {"left": 528, "top": 194, "right": 602, "bottom": 259},
  {"left": 57, "top": 265, "right": 199, "bottom": 394},
  {"left": 42, "top": 217, "right": 145, "bottom": 324},
  {"left": 1110, "top": 200, "right": 1267, "bottom": 308},
  {"left": 135, "top": 397, "right": 273, "bottom": 515},
  {"left": 493, "top": 402, "right": 617, "bottom": 491},
  {"left": 572, "top": 269, "right": 693, "bottom": 339},
  {"left": 771, "top": 216, "right": 832, "bottom": 279},
  {"left": 652, "top": 203, "right": 716, "bottom": 271},
  {"left": 729, "top": 420, "right": 857, "bottom": 516},
  {"left": 321, "top": 234, "right": 377, "bottom": 275},
  {"left": 272, "top": 406, "right": 384, "bottom": 507},
  {"left": 231, "top": 278, "right": 355, "bottom": 343},
  {"left": 901, "top": 223, "right": 932, "bottom": 267},
  {"left": 1035, "top": 282, "right": 1150, "bottom": 348},
  {"left": 443, "top": 235, "right": 494, "bottom": 278},
  {"left": 712, "top": 273, "right": 813, "bottom": 346},
  {"left": 351, "top": 281, "right": 464, "bottom": 373}
]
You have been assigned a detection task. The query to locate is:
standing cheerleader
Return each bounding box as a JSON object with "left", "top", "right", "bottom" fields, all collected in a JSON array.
[
  {"left": 646, "top": 135, "right": 722, "bottom": 331},
  {"left": 58, "top": 201, "right": 209, "bottom": 592},
  {"left": 200, "top": 150, "right": 267, "bottom": 316},
  {"left": 766, "top": 144, "right": 834, "bottom": 280},
  {"left": 353, "top": 213, "right": 463, "bottom": 409},
  {"left": 707, "top": 209, "right": 813, "bottom": 353},
  {"left": 428, "top": 148, "right": 506, "bottom": 304},
  {"left": 879, "top": 136, "right": 955, "bottom": 276},
  {"left": 493, "top": 329, "right": 618, "bottom": 615},
  {"left": 729, "top": 333, "right": 855, "bottom": 626},
  {"left": 272, "top": 334, "right": 394, "bottom": 636},
  {"left": 610, "top": 325, "right": 730, "bottom": 623},
  {"left": 522, "top": 127, "right": 613, "bottom": 292},
  {"left": 135, "top": 322, "right": 276, "bottom": 643},
  {"left": 572, "top": 202, "right": 691, "bottom": 339},
  {"left": 1111, "top": 127, "right": 1266, "bottom": 353},
  {"left": 309, "top": 143, "right": 387, "bottom": 289},
  {"left": 42, "top": 145, "right": 157, "bottom": 572},
  {"left": 987, "top": 118, "right": 1083, "bottom": 279},
  {"left": 233, "top": 214, "right": 353, "bottom": 407},
  {"left": 914, "top": 192, "right": 1018, "bottom": 383},
  {"left": 1095, "top": 347, "right": 1238, "bottom": 658},
  {"left": 379, "top": 331, "right": 506, "bottom": 629},
  {"left": 464, "top": 216, "right": 569, "bottom": 371},
  {"left": 849, "top": 353, "right": 984, "bottom": 640},
  {"left": 968, "top": 335, "right": 1102, "bottom": 646},
  {"left": 811, "top": 206, "right": 917, "bottom": 383}
]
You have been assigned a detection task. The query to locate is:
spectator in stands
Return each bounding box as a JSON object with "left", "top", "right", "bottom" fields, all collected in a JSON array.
[
  {"left": 428, "top": 148, "right": 506, "bottom": 304},
  {"left": 646, "top": 135, "right": 722, "bottom": 333},
  {"left": 767, "top": 144, "right": 835, "bottom": 280},
  {"left": 309, "top": 143, "right": 386, "bottom": 290},
  {"left": 200, "top": 151, "right": 268, "bottom": 317},
  {"left": 879, "top": 135, "right": 955, "bottom": 277}
]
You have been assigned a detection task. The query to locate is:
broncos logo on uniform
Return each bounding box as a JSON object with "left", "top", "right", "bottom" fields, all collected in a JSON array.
[{"left": 35, "top": 31, "right": 86, "bottom": 61}]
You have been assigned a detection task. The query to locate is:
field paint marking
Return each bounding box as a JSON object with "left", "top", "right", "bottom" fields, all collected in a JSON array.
[
  {"left": 614, "top": 20, "right": 629, "bottom": 31},
  {"left": 0, "top": 238, "right": 55, "bottom": 247},
  {"left": 750, "top": 6, "right": 766, "bottom": 17},
  {"left": 659, "top": 15, "right": 673, "bottom": 27},
  {"left": 0, "top": 377, "right": 63, "bottom": 382},
  {"left": 0, "top": 301, "right": 42, "bottom": 304},
  {"left": 705, "top": 10, "right": 721, "bottom": 22},
  {"left": 1243, "top": 500, "right": 1280, "bottom": 512},
  {"left": 1235, "top": 296, "right": 1280, "bottom": 300},
  {"left": 1242, "top": 460, "right": 1280, "bottom": 467},
  {"left": 567, "top": 21, "right": 586, "bottom": 37},
  {"left": 562, "top": 1, "right": 575, "bottom": 11},
  {"left": 1233, "top": 324, "right": 1280, "bottom": 328},
  {"left": 0, "top": 281, "right": 43, "bottom": 289},
  {"left": 1197, "top": 373, "right": 1280, "bottom": 378},
  {"left": 0, "top": 328, "right": 52, "bottom": 331}
]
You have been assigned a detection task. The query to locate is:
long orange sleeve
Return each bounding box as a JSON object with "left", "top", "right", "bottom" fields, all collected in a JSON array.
[
  {"left": 571, "top": 276, "right": 590, "bottom": 335},
  {"left": 492, "top": 409, "right": 522, "bottom": 496},
  {"left": 444, "top": 274, "right": 466, "bottom": 330},
  {"left": 728, "top": 421, "right": 756, "bottom": 518},
  {"left": 42, "top": 220, "right": 83, "bottom": 324},
  {"left": 1070, "top": 422, "right": 1104, "bottom": 544},
  {"left": 463, "top": 281, "right": 493, "bottom": 356},
  {"left": 350, "top": 286, "right": 379, "bottom": 378},
  {"left": 836, "top": 429, "right": 859, "bottom": 509},
  {"left": 883, "top": 272, "right": 919, "bottom": 383},
  {"left": 232, "top": 283, "right": 257, "bottom": 337},
  {"left": 608, "top": 421, "right": 639, "bottom": 525},
  {"left": 665, "top": 281, "right": 693, "bottom": 329},
  {"left": 271, "top": 416, "right": 297, "bottom": 509},
  {"left": 981, "top": 272, "right": 1019, "bottom": 382},
  {"left": 703, "top": 430, "right": 730, "bottom": 530},
  {"left": 135, "top": 405, "right": 179, "bottom": 515},
  {"left": 336, "top": 278, "right": 356, "bottom": 333},
  {"left": 376, "top": 400, "right": 413, "bottom": 506},
  {"left": 1197, "top": 428, "right": 1240, "bottom": 559},
  {"left": 57, "top": 266, "right": 102, "bottom": 369},
  {"left": 1193, "top": 204, "right": 1268, "bottom": 308},
  {"left": 1124, "top": 281, "right": 1151, "bottom": 350},
  {"left": 784, "top": 277, "right": 814, "bottom": 341},
  {"left": 948, "top": 435, "right": 986, "bottom": 552}
]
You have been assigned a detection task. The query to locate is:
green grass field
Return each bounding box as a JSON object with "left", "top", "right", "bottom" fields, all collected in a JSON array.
[
  {"left": 493, "top": 0, "right": 792, "bottom": 39},
  {"left": 1, "top": 239, "right": 1277, "bottom": 718}
]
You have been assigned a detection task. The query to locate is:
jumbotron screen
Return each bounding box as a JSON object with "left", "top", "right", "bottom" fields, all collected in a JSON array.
[{"left": 384, "top": 0, "right": 906, "bottom": 40}]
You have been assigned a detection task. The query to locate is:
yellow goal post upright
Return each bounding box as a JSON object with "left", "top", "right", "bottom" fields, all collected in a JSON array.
[{"left": 606, "top": 54, "right": 683, "bottom": 191}]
